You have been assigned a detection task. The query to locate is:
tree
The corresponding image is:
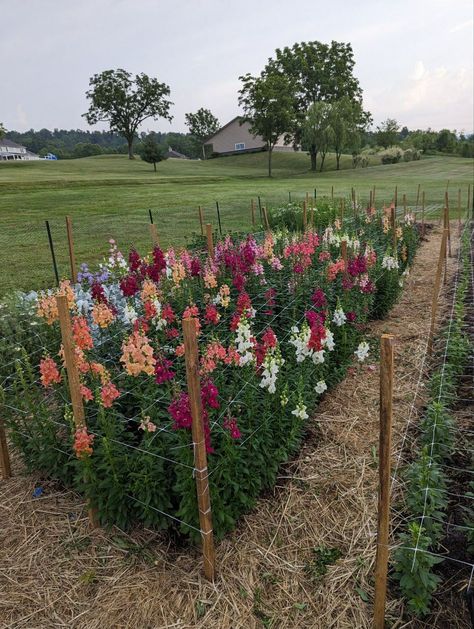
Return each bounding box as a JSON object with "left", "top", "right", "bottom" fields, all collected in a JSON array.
[
  {"left": 301, "top": 102, "right": 332, "bottom": 172},
  {"left": 73, "top": 142, "right": 103, "bottom": 158},
  {"left": 329, "top": 97, "right": 366, "bottom": 170},
  {"left": 238, "top": 71, "right": 295, "bottom": 177},
  {"left": 185, "top": 108, "right": 220, "bottom": 159},
  {"left": 83, "top": 69, "right": 173, "bottom": 160},
  {"left": 375, "top": 118, "right": 400, "bottom": 149},
  {"left": 264, "top": 40, "right": 370, "bottom": 167},
  {"left": 140, "top": 135, "right": 166, "bottom": 172},
  {"left": 436, "top": 129, "right": 457, "bottom": 153},
  {"left": 0, "top": 123, "right": 6, "bottom": 140}
]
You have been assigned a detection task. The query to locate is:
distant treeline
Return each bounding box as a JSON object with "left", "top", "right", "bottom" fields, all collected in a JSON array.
[
  {"left": 5, "top": 128, "right": 201, "bottom": 159},
  {"left": 4, "top": 125, "right": 474, "bottom": 160}
]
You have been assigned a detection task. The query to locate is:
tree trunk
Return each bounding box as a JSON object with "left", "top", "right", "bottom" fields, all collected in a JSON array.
[
  {"left": 127, "top": 137, "right": 134, "bottom": 160},
  {"left": 153, "top": 162, "right": 157, "bottom": 172},
  {"left": 268, "top": 147, "right": 273, "bottom": 177},
  {"left": 202, "top": 144, "right": 206, "bottom": 160},
  {"left": 336, "top": 151, "right": 341, "bottom": 170},
  {"left": 319, "top": 152, "right": 326, "bottom": 172},
  {"left": 310, "top": 145, "right": 317, "bottom": 172}
]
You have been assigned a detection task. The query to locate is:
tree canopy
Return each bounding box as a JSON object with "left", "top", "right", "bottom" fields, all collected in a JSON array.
[
  {"left": 185, "top": 108, "right": 220, "bottom": 158},
  {"left": 83, "top": 69, "right": 173, "bottom": 159},
  {"left": 140, "top": 135, "right": 166, "bottom": 172},
  {"left": 238, "top": 70, "right": 295, "bottom": 177},
  {"left": 375, "top": 118, "right": 400, "bottom": 149}
]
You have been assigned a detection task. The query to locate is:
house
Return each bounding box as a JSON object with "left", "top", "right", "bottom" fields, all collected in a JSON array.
[
  {"left": 203, "top": 116, "right": 295, "bottom": 157},
  {"left": 0, "top": 139, "right": 40, "bottom": 161}
]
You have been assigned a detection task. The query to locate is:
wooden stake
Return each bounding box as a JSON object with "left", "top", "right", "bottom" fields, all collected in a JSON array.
[
  {"left": 310, "top": 206, "right": 314, "bottom": 229},
  {"left": 421, "top": 191, "right": 425, "bottom": 238},
  {"left": 415, "top": 183, "right": 420, "bottom": 209},
  {"left": 262, "top": 207, "right": 271, "bottom": 232},
  {"left": 373, "top": 334, "right": 394, "bottom": 629},
  {"left": 198, "top": 206, "right": 204, "bottom": 236},
  {"left": 444, "top": 205, "right": 452, "bottom": 258},
  {"left": 331, "top": 186, "right": 334, "bottom": 200},
  {"left": 394, "top": 186, "right": 398, "bottom": 209},
  {"left": 428, "top": 229, "right": 448, "bottom": 355},
  {"left": 206, "top": 224, "right": 214, "bottom": 259},
  {"left": 305, "top": 191, "right": 309, "bottom": 206},
  {"left": 303, "top": 200, "right": 307, "bottom": 230},
  {"left": 390, "top": 207, "right": 397, "bottom": 253},
  {"left": 0, "top": 416, "right": 11, "bottom": 479},
  {"left": 66, "top": 216, "right": 77, "bottom": 283},
  {"left": 56, "top": 294, "right": 97, "bottom": 527},
  {"left": 403, "top": 193, "right": 407, "bottom": 215},
  {"left": 467, "top": 183, "right": 471, "bottom": 213},
  {"left": 250, "top": 199, "right": 256, "bottom": 228},
  {"left": 340, "top": 198, "right": 345, "bottom": 227},
  {"left": 369, "top": 189, "right": 373, "bottom": 209},
  {"left": 458, "top": 188, "right": 461, "bottom": 232},
  {"left": 149, "top": 224, "right": 159, "bottom": 247},
  {"left": 182, "top": 318, "right": 216, "bottom": 581},
  {"left": 372, "top": 185, "right": 376, "bottom": 207}
]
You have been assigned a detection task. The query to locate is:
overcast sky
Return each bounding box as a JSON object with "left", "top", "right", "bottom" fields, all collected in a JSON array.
[{"left": 1, "top": 0, "right": 473, "bottom": 134}]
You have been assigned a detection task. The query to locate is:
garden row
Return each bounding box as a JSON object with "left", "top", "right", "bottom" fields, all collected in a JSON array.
[
  {"left": 393, "top": 223, "right": 473, "bottom": 617},
  {"left": 0, "top": 203, "right": 420, "bottom": 541}
]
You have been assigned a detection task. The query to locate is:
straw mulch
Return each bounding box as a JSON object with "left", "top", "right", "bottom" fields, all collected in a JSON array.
[{"left": 0, "top": 225, "right": 466, "bottom": 629}]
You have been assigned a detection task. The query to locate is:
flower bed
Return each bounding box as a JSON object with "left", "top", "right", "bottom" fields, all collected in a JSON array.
[{"left": 1, "top": 207, "right": 419, "bottom": 539}]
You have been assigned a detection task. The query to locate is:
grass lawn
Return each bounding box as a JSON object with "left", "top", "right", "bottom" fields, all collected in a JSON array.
[{"left": 0, "top": 152, "right": 472, "bottom": 295}]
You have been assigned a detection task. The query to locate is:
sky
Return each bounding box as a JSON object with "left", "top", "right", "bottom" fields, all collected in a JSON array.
[{"left": 1, "top": 0, "right": 473, "bottom": 135}]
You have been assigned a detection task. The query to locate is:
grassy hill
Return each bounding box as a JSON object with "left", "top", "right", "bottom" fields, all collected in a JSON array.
[{"left": 0, "top": 152, "right": 472, "bottom": 294}]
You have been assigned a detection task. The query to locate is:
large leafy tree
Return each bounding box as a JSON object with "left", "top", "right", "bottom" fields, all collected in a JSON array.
[
  {"left": 375, "top": 118, "right": 400, "bottom": 149},
  {"left": 329, "top": 97, "right": 368, "bottom": 170},
  {"left": 238, "top": 71, "right": 295, "bottom": 177},
  {"left": 265, "top": 40, "right": 368, "bottom": 169},
  {"left": 302, "top": 102, "right": 333, "bottom": 172},
  {"left": 185, "top": 108, "right": 220, "bottom": 159},
  {"left": 83, "top": 69, "right": 173, "bottom": 159}
]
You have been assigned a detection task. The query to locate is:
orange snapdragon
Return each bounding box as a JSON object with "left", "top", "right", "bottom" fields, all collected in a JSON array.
[
  {"left": 73, "top": 427, "right": 94, "bottom": 458},
  {"left": 92, "top": 303, "right": 115, "bottom": 328},
  {"left": 72, "top": 316, "right": 93, "bottom": 350},
  {"left": 120, "top": 331, "right": 156, "bottom": 376},
  {"left": 36, "top": 294, "right": 59, "bottom": 325},
  {"left": 39, "top": 356, "right": 62, "bottom": 387}
]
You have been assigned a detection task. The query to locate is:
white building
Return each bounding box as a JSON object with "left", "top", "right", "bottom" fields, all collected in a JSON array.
[
  {"left": 204, "top": 117, "right": 296, "bottom": 156},
  {"left": 0, "top": 139, "right": 40, "bottom": 161}
]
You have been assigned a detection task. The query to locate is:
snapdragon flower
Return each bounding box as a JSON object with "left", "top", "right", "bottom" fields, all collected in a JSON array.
[
  {"left": 382, "top": 255, "right": 399, "bottom": 271},
  {"left": 332, "top": 307, "right": 347, "bottom": 327},
  {"left": 355, "top": 341, "right": 370, "bottom": 362},
  {"left": 314, "top": 380, "right": 327, "bottom": 395},
  {"left": 291, "top": 402, "right": 308, "bottom": 420}
]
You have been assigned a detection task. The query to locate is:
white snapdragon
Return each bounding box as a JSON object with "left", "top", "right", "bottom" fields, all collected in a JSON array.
[
  {"left": 355, "top": 341, "right": 370, "bottom": 362},
  {"left": 322, "top": 328, "right": 335, "bottom": 351},
  {"left": 404, "top": 213, "right": 414, "bottom": 226},
  {"left": 312, "top": 350, "right": 325, "bottom": 364},
  {"left": 151, "top": 299, "right": 168, "bottom": 330},
  {"left": 260, "top": 349, "right": 285, "bottom": 394},
  {"left": 382, "top": 255, "right": 399, "bottom": 271},
  {"left": 291, "top": 402, "right": 308, "bottom": 420},
  {"left": 235, "top": 317, "right": 255, "bottom": 366},
  {"left": 314, "top": 380, "right": 327, "bottom": 395},
  {"left": 289, "top": 324, "right": 313, "bottom": 363},
  {"left": 332, "top": 307, "right": 346, "bottom": 327},
  {"left": 123, "top": 304, "right": 138, "bottom": 325}
]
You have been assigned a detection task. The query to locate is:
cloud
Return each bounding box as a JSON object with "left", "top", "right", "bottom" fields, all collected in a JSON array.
[{"left": 449, "top": 19, "right": 473, "bottom": 32}]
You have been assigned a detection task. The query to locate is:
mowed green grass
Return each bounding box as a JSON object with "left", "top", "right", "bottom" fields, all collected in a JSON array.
[{"left": 0, "top": 152, "right": 472, "bottom": 295}]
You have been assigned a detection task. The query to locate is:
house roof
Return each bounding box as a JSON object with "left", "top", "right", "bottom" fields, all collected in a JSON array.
[
  {"left": 0, "top": 138, "right": 26, "bottom": 149},
  {"left": 203, "top": 116, "right": 243, "bottom": 144},
  {"left": 165, "top": 148, "right": 188, "bottom": 159}
]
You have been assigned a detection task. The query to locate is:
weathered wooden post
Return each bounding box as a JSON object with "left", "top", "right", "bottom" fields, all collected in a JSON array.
[
  {"left": 262, "top": 207, "right": 271, "bottom": 232},
  {"left": 250, "top": 199, "right": 256, "bottom": 228},
  {"left": 66, "top": 216, "right": 77, "bottom": 283},
  {"left": 56, "top": 294, "right": 97, "bottom": 527},
  {"left": 302, "top": 200, "right": 307, "bottom": 230},
  {"left": 403, "top": 193, "right": 407, "bottom": 215},
  {"left": 390, "top": 206, "right": 397, "bottom": 253},
  {"left": 444, "top": 203, "right": 452, "bottom": 258},
  {"left": 428, "top": 229, "right": 448, "bottom": 355},
  {"left": 182, "top": 317, "right": 216, "bottom": 581},
  {"left": 149, "top": 224, "right": 159, "bottom": 247},
  {"left": 206, "top": 224, "right": 214, "bottom": 259},
  {"left": 331, "top": 185, "right": 334, "bottom": 201},
  {"left": 0, "top": 415, "right": 11, "bottom": 480},
  {"left": 415, "top": 183, "right": 420, "bottom": 209},
  {"left": 457, "top": 188, "right": 461, "bottom": 233},
  {"left": 394, "top": 186, "right": 398, "bottom": 209},
  {"left": 373, "top": 334, "right": 395, "bottom": 629},
  {"left": 421, "top": 191, "right": 425, "bottom": 237},
  {"left": 341, "top": 240, "right": 348, "bottom": 279},
  {"left": 45, "top": 220, "right": 60, "bottom": 287}
]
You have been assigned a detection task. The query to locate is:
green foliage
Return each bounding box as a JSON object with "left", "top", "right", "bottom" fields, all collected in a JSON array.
[
  {"left": 238, "top": 70, "right": 295, "bottom": 177},
  {"left": 139, "top": 136, "right": 166, "bottom": 172},
  {"left": 394, "top": 523, "right": 443, "bottom": 616},
  {"left": 83, "top": 68, "right": 173, "bottom": 159},
  {"left": 375, "top": 118, "right": 400, "bottom": 149},
  {"left": 304, "top": 545, "right": 342, "bottom": 581},
  {"left": 301, "top": 102, "right": 333, "bottom": 172},
  {"left": 184, "top": 108, "right": 220, "bottom": 159}
]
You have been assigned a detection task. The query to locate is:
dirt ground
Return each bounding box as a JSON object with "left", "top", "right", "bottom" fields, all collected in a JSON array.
[{"left": 0, "top": 224, "right": 469, "bottom": 629}]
